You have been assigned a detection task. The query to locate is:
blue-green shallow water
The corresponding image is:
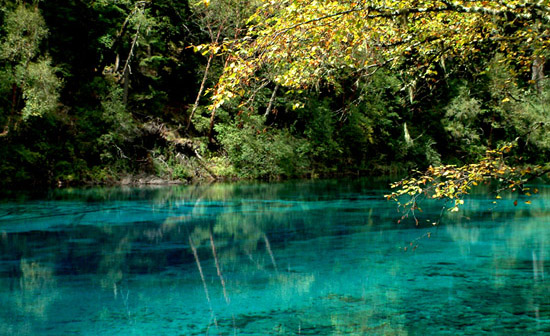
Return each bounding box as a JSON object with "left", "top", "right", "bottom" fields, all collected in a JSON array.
[{"left": 0, "top": 179, "right": 548, "bottom": 335}]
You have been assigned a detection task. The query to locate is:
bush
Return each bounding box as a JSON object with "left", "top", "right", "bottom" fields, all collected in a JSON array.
[{"left": 216, "top": 115, "right": 309, "bottom": 179}]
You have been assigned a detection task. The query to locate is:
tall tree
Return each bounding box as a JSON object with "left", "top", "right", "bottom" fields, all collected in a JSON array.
[
  {"left": 188, "top": 0, "right": 260, "bottom": 141},
  {"left": 0, "top": 3, "right": 61, "bottom": 127}
]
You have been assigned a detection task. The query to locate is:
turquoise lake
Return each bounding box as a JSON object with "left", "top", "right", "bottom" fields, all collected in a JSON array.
[{"left": 0, "top": 179, "right": 548, "bottom": 335}]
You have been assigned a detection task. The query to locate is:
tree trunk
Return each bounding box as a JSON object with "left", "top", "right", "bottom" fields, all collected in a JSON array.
[
  {"left": 532, "top": 55, "right": 545, "bottom": 93},
  {"left": 187, "top": 51, "right": 214, "bottom": 131},
  {"left": 207, "top": 106, "right": 217, "bottom": 144},
  {"left": 11, "top": 83, "right": 17, "bottom": 115},
  {"left": 264, "top": 84, "right": 279, "bottom": 117},
  {"left": 123, "top": 69, "right": 129, "bottom": 105},
  {"left": 121, "top": 17, "right": 141, "bottom": 105},
  {"left": 187, "top": 17, "right": 226, "bottom": 132}
]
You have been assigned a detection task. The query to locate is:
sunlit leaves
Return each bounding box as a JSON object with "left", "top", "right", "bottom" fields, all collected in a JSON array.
[
  {"left": 18, "top": 59, "right": 62, "bottom": 120},
  {"left": 385, "top": 143, "right": 547, "bottom": 220},
  {"left": 0, "top": 4, "right": 48, "bottom": 64},
  {"left": 208, "top": 0, "right": 550, "bottom": 110}
]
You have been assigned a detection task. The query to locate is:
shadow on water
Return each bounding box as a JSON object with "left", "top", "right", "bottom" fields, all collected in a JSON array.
[{"left": 0, "top": 179, "right": 548, "bottom": 335}]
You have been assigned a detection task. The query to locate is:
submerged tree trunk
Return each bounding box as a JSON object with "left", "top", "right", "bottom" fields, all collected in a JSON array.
[
  {"left": 209, "top": 230, "right": 230, "bottom": 304},
  {"left": 189, "top": 236, "right": 219, "bottom": 330}
]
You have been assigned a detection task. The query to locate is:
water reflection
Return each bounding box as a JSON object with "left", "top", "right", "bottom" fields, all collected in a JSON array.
[{"left": 0, "top": 180, "right": 548, "bottom": 335}]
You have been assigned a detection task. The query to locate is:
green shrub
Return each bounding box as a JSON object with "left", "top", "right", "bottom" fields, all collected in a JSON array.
[{"left": 216, "top": 115, "right": 309, "bottom": 179}]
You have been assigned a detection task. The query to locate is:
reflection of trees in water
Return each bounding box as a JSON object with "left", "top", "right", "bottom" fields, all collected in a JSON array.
[
  {"left": 0, "top": 259, "right": 59, "bottom": 336},
  {"left": 181, "top": 196, "right": 406, "bottom": 334},
  {"left": 5, "top": 181, "right": 546, "bottom": 334},
  {"left": 165, "top": 194, "right": 289, "bottom": 334},
  {"left": 17, "top": 260, "right": 58, "bottom": 317},
  {"left": 84, "top": 181, "right": 403, "bottom": 334},
  {"left": 98, "top": 236, "right": 130, "bottom": 294},
  {"left": 58, "top": 183, "right": 318, "bottom": 333},
  {"left": 489, "top": 212, "right": 548, "bottom": 325},
  {"left": 31, "top": 178, "right": 388, "bottom": 303},
  {"left": 50, "top": 178, "right": 388, "bottom": 204},
  {"left": 153, "top": 181, "right": 388, "bottom": 334},
  {"left": 443, "top": 200, "right": 549, "bottom": 329},
  {"left": 127, "top": 184, "right": 549, "bottom": 334}
]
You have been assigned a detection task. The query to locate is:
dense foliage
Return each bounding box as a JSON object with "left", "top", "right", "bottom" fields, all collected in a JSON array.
[{"left": 0, "top": 0, "right": 548, "bottom": 189}]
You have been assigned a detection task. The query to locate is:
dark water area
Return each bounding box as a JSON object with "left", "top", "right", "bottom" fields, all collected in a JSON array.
[{"left": 0, "top": 179, "right": 548, "bottom": 335}]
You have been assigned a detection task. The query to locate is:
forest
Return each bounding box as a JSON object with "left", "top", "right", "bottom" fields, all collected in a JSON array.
[{"left": 0, "top": 0, "right": 549, "bottom": 189}]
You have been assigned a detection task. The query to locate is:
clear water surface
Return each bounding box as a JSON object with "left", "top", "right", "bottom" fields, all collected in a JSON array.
[{"left": 0, "top": 179, "right": 548, "bottom": 335}]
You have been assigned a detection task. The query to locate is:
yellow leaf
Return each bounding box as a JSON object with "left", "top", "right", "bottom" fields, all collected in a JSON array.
[
  {"left": 495, "top": 195, "right": 502, "bottom": 199},
  {"left": 525, "top": 201, "right": 532, "bottom": 204},
  {"left": 502, "top": 97, "right": 510, "bottom": 102}
]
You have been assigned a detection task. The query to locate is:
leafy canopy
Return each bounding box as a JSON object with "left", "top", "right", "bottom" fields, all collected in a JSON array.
[
  {"left": 0, "top": 3, "right": 61, "bottom": 120},
  {"left": 201, "top": 0, "right": 550, "bottom": 213},
  {"left": 209, "top": 0, "right": 550, "bottom": 108}
]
